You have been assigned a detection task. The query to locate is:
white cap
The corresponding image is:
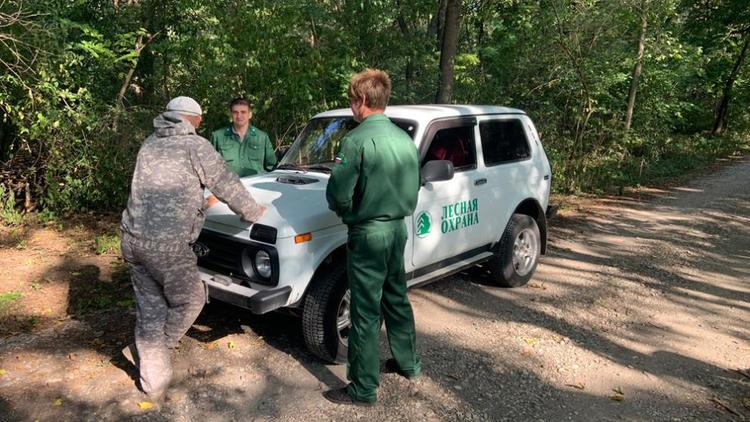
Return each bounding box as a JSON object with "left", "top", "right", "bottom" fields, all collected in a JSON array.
[{"left": 165, "top": 96, "right": 202, "bottom": 116}]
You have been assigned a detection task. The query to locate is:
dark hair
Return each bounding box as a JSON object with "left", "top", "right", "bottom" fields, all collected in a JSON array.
[{"left": 229, "top": 97, "right": 252, "bottom": 110}]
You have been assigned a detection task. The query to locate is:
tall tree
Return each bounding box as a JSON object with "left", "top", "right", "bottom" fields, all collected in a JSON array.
[
  {"left": 712, "top": 30, "right": 749, "bottom": 134},
  {"left": 436, "top": 0, "right": 461, "bottom": 103},
  {"left": 685, "top": 0, "right": 750, "bottom": 135},
  {"left": 625, "top": 4, "right": 648, "bottom": 132}
]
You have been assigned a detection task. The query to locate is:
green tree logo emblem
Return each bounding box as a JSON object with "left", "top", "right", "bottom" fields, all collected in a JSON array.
[{"left": 416, "top": 211, "right": 431, "bottom": 238}]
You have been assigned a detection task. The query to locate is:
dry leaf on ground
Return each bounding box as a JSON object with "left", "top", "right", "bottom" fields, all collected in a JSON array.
[
  {"left": 565, "top": 382, "right": 586, "bottom": 390},
  {"left": 138, "top": 401, "right": 155, "bottom": 410}
]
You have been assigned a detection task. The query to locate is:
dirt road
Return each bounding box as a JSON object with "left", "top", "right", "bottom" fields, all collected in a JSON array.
[{"left": 1, "top": 156, "right": 748, "bottom": 421}]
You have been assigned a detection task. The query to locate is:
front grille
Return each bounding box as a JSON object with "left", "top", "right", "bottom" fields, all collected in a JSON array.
[
  {"left": 194, "top": 229, "right": 279, "bottom": 286},
  {"left": 195, "top": 230, "right": 250, "bottom": 282}
]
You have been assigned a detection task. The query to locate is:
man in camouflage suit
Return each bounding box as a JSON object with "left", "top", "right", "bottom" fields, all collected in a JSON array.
[{"left": 120, "top": 96, "right": 266, "bottom": 400}]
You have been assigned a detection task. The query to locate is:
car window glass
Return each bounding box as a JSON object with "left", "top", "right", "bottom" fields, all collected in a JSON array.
[
  {"left": 480, "top": 119, "right": 531, "bottom": 165},
  {"left": 422, "top": 126, "right": 476, "bottom": 172}
]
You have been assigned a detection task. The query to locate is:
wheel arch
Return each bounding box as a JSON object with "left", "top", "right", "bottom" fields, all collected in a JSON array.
[
  {"left": 512, "top": 198, "right": 547, "bottom": 254},
  {"left": 298, "top": 244, "right": 348, "bottom": 302}
]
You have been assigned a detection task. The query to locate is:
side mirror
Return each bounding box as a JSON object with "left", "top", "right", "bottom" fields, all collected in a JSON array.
[{"left": 421, "top": 160, "right": 454, "bottom": 185}]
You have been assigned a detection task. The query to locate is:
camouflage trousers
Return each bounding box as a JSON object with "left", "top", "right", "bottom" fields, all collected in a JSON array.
[{"left": 121, "top": 236, "right": 206, "bottom": 396}]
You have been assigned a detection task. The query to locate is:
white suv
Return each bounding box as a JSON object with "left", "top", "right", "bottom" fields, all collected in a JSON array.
[{"left": 196, "top": 105, "right": 552, "bottom": 362}]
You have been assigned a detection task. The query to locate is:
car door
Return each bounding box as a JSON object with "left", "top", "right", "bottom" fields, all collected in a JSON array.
[
  {"left": 410, "top": 117, "right": 489, "bottom": 270},
  {"left": 475, "top": 115, "right": 537, "bottom": 246}
]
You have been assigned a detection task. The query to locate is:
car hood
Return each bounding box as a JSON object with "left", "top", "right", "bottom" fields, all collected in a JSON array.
[{"left": 203, "top": 170, "right": 341, "bottom": 239}]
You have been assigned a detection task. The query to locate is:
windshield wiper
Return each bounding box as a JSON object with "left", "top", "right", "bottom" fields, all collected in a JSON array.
[
  {"left": 306, "top": 165, "right": 332, "bottom": 174},
  {"left": 276, "top": 163, "right": 306, "bottom": 171}
]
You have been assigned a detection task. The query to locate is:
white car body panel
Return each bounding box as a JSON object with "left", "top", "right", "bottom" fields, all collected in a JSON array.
[{"left": 197, "top": 105, "right": 550, "bottom": 312}]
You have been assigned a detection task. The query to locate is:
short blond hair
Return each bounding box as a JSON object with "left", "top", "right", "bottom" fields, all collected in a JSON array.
[{"left": 348, "top": 68, "right": 391, "bottom": 110}]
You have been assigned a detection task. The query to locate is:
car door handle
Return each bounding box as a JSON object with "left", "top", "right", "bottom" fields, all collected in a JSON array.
[
  {"left": 544, "top": 174, "right": 550, "bottom": 180},
  {"left": 474, "top": 178, "right": 487, "bottom": 186}
]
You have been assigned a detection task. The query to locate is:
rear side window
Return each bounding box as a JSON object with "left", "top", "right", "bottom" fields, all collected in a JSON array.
[{"left": 480, "top": 119, "right": 531, "bottom": 165}]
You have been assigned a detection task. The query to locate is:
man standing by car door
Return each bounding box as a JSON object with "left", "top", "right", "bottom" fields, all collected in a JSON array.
[
  {"left": 120, "top": 96, "right": 266, "bottom": 401},
  {"left": 324, "top": 69, "right": 422, "bottom": 406}
]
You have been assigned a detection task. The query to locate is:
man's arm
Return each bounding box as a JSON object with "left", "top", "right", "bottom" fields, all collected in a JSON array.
[
  {"left": 325, "top": 137, "right": 361, "bottom": 217},
  {"left": 191, "top": 137, "right": 265, "bottom": 222},
  {"left": 263, "top": 133, "right": 277, "bottom": 171}
]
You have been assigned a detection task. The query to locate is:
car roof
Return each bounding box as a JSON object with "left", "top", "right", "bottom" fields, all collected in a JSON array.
[{"left": 313, "top": 105, "right": 526, "bottom": 121}]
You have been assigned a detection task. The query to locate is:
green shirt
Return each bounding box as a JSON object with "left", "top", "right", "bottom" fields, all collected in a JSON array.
[
  {"left": 326, "top": 113, "right": 420, "bottom": 226},
  {"left": 210, "top": 125, "right": 277, "bottom": 177}
]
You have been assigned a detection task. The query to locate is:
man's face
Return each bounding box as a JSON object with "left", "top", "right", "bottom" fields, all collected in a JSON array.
[
  {"left": 186, "top": 115, "right": 202, "bottom": 129},
  {"left": 231, "top": 104, "right": 252, "bottom": 127}
]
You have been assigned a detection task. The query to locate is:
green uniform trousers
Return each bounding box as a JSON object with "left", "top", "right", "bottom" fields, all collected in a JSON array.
[{"left": 346, "top": 220, "right": 421, "bottom": 403}]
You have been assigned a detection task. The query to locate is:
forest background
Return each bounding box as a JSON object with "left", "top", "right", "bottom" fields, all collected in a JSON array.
[{"left": 0, "top": 0, "right": 748, "bottom": 219}]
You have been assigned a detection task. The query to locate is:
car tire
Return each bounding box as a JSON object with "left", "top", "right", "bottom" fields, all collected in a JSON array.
[
  {"left": 489, "top": 213, "right": 541, "bottom": 287},
  {"left": 302, "top": 265, "right": 349, "bottom": 364}
]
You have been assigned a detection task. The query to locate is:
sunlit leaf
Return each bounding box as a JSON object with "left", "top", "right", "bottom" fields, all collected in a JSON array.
[{"left": 137, "top": 401, "right": 155, "bottom": 410}]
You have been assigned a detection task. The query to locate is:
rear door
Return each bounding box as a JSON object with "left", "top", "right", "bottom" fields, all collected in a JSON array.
[{"left": 475, "top": 115, "right": 536, "bottom": 246}]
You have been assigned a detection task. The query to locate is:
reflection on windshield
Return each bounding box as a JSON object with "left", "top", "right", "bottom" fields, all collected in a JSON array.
[{"left": 279, "top": 117, "right": 417, "bottom": 173}]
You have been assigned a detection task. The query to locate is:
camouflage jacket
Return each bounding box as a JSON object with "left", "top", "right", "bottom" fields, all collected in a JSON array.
[{"left": 121, "top": 111, "right": 264, "bottom": 248}]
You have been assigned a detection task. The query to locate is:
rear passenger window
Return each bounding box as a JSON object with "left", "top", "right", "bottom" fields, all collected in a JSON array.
[
  {"left": 422, "top": 126, "right": 476, "bottom": 172},
  {"left": 480, "top": 119, "right": 531, "bottom": 165}
]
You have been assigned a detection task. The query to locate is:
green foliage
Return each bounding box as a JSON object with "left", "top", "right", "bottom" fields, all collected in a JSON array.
[
  {"left": 0, "top": 291, "right": 22, "bottom": 311},
  {"left": 93, "top": 233, "right": 120, "bottom": 255},
  {"left": 0, "top": 0, "right": 748, "bottom": 214},
  {"left": 0, "top": 184, "right": 23, "bottom": 225}
]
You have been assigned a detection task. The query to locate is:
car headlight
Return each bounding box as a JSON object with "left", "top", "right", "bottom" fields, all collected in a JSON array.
[{"left": 254, "top": 250, "right": 272, "bottom": 279}]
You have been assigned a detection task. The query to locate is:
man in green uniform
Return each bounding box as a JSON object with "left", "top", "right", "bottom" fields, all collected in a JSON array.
[
  {"left": 211, "top": 97, "right": 276, "bottom": 176},
  {"left": 207, "top": 97, "right": 277, "bottom": 206},
  {"left": 324, "top": 69, "right": 422, "bottom": 406}
]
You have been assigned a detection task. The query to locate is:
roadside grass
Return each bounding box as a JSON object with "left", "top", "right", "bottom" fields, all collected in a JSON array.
[
  {"left": 551, "top": 131, "right": 750, "bottom": 194},
  {"left": 0, "top": 184, "right": 24, "bottom": 226},
  {"left": 0, "top": 291, "right": 22, "bottom": 312},
  {"left": 94, "top": 233, "right": 120, "bottom": 255},
  {"left": 68, "top": 264, "right": 132, "bottom": 316}
]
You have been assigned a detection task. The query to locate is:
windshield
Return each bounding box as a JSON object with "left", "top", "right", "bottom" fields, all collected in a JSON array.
[{"left": 278, "top": 116, "right": 418, "bottom": 173}]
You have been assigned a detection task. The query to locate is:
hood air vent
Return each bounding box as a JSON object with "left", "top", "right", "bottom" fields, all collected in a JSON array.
[{"left": 276, "top": 175, "right": 319, "bottom": 185}]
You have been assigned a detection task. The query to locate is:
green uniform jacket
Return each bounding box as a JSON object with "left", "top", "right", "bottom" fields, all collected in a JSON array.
[
  {"left": 326, "top": 113, "right": 420, "bottom": 226},
  {"left": 210, "top": 125, "right": 277, "bottom": 177}
]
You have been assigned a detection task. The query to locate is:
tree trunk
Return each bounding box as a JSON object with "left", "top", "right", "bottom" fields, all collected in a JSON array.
[
  {"left": 396, "top": 3, "right": 415, "bottom": 94},
  {"left": 625, "top": 13, "right": 647, "bottom": 132},
  {"left": 712, "top": 31, "right": 750, "bottom": 135},
  {"left": 116, "top": 34, "right": 145, "bottom": 108},
  {"left": 431, "top": 0, "right": 447, "bottom": 47},
  {"left": 435, "top": 0, "right": 461, "bottom": 104}
]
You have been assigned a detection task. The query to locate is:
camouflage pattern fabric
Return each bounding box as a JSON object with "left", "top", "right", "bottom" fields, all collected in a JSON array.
[{"left": 120, "top": 111, "right": 264, "bottom": 397}]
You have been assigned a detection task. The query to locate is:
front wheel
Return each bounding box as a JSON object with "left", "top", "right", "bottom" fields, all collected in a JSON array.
[
  {"left": 302, "top": 265, "right": 349, "bottom": 363},
  {"left": 488, "top": 214, "right": 541, "bottom": 287}
]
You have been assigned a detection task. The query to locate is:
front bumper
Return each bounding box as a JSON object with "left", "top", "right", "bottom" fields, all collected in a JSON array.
[{"left": 199, "top": 267, "right": 291, "bottom": 314}]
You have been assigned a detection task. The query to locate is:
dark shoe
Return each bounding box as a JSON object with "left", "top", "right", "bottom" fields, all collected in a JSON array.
[
  {"left": 122, "top": 343, "right": 140, "bottom": 369},
  {"left": 323, "top": 387, "right": 375, "bottom": 407},
  {"left": 384, "top": 358, "right": 420, "bottom": 380}
]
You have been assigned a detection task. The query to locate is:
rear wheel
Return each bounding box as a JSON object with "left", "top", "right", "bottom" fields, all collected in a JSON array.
[
  {"left": 489, "top": 214, "right": 541, "bottom": 287},
  {"left": 302, "top": 265, "right": 349, "bottom": 363}
]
